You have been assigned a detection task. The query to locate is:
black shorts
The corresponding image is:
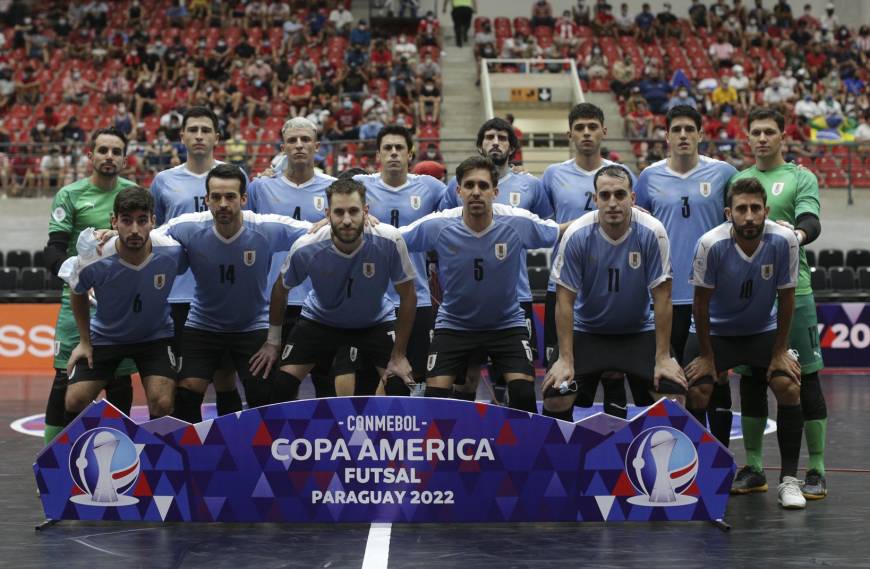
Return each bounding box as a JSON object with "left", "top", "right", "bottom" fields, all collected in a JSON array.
[
  {"left": 671, "top": 304, "right": 693, "bottom": 364},
  {"left": 179, "top": 327, "right": 266, "bottom": 383},
  {"left": 683, "top": 330, "right": 778, "bottom": 386},
  {"left": 283, "top": 305, "right": 334, "bottom": 373},
  {"left": 544, "top": 290, "right": 557, "bottom": 366},
  {"left": 282, "top": 318, "right": 396, "bottom": 373},
  {"left": 172, "top": 303, "right": 236, "bottom": 372},
  {"left": 571, "top": 330, "right": 684, "bottom": 401},
  {"left": 459, "top": 302, "right": 537, "bottom": 369},
  {"left": 426, "top": 327, "right": 534, "bottom": 379},
  {"left": 69, "top": 338, "right": 177, "bottom": 384}
]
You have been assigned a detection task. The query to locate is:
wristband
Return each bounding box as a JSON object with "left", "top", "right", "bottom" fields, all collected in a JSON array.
[{"left": 267, "top": 325, "right": 282, "bottom": 346}]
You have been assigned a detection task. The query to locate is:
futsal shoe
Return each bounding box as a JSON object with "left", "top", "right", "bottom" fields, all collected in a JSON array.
[
  {"left": 730, "top": 465, "right": 768, "bottom": 494},
  {"left": 778, "top": 476, "right": 807, "bottom": 509},
  {"left": 801, "top": 470, "right": 828, "bottom": 500}
]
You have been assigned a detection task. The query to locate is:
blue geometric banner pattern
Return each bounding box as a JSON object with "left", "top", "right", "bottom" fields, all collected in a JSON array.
[{"left": 34, "top": 397, "right": 735, "bottom": 523}]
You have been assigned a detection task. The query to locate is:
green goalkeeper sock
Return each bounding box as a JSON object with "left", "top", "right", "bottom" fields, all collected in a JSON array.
[
  {"left": 741, "top": 415, "right": 768, "bottom": 473},
  {"left": 804, "top": 418, "right": 827, "bottom": 475}
]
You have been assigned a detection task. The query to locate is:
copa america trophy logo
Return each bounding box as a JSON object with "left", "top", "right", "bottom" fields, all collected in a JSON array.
[
  {"left": 625, "top": 427, "right": 699, "bottom": 506},
  {"left": 68, "top": 428, "right": 141, "bottom": 506}
]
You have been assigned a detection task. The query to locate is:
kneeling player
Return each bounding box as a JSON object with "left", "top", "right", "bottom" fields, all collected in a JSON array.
[
  {"left": 250, "top": 178, "right": 417, "bottom": 399},
  {"left": 543, "top": 165, "right": 687, "bottom": 420},
  {"left": 61, "top": 187, "right": 186, "bottom": 422},
  {"left": 683, "top": 178, "right": 804, "bottom": 509}
]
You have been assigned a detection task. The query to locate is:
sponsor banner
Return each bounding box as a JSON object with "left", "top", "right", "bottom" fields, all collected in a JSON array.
[
  {"left": 0, "top": 304, "right": 60, "bottom": 371},
  {"left": 817, "top": 303, "right": 870, "bottom": 368},
  {"left": 35, "top": 398, "right": 734, "bottom": 523}
]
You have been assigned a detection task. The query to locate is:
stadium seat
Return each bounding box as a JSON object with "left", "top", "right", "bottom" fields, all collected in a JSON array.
[
  {"left": 828, "top": 266, "right": 856, "bottom": 291},
  {"left": 859, "top": 267, "right": 870, "bottom": 290},
  {"left": 526, "top": 251, "right": 548, "bottom": 268},
  {"left": 809, "top": 266, "right": 828, "bottom": 291},
  {"left": 528, "top": 267, "right": 550, "bottom": 295},
  {"left": 0, "top": 267, "right": 19, "bottom": 297},
  {"left": 0, "top": 250, "right": 3, "bottom": 267},
  {"left": 805, "top": 249, "right": 816, "bottom": 267},
  {"left": 32, "top": 250, "right": 46, "bottom": 268},
  {"left": 20, "top": 267, "right": 47, "bottom": 292},
  {"left": 5, "top": 249, "right": 32, "bottom": 270},
  {"left": 846, "top": 249, "right": 870, "bottom": 271},
  {"left": 818, "top": 248, "right": 845, "bottom": 269}
]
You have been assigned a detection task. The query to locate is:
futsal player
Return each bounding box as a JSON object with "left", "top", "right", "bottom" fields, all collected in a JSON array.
[
  {"left": 634, "top": 105, "right": 737, "bottom": 444},
  {"left": 246, "top": 117, "right": 337, "bottom": 398},
  {"left": 158, "top": 164, "right": 312, "bottom": 423},
  {"left": 61, "top": 187, "right": 185, "bottom": 423},
  {"left": 249, "top": 178, "right": 417, "bottom": 399},
  {"left": 543, "top": 165, "right": 687, "bottom": 420},
  {"left": 729, "top": 107, "right": 828, "bottom": 499},
  {"left": 401, "top": 156, "right": 564, "bottom": 414},
  {"left": 151, "top": 106, "right": 244, "bottom": 415},
  {"left": 541, "top": 103, "right": 636, "bottom": 418},
  {"left": 683, "top": 178, "right": 805, "bottom": 508},
  {"left": 42, "top": 127, "right": 136, "bottom": 444},
  {"left": 442, "top": 117, "right": 552, "bottom": 403}
]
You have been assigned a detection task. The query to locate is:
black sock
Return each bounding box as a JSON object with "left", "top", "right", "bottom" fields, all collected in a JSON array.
[
  {"left": 63, "top": 409, "right": 82, "bottom": 427},
  {"left": 173, "top": 387, "right": 204, "bottom": 423},
  {"left": 452, "top": 390, "right": 476, "bottom": 401},
  {"left": 105, "top": 374, "right": 133, "bottom": 415},
  {"left": 216, "top": 388, "right": 243, "bottom": 415},
  {"left": 689, "top": 407, "right": 708, "bottom": 427},
  {"left": 45, "top": 369, "right": 68, "bottom": 428},
  {"left": 384, "top": 377, "right": 410, "bottom": 396},
  {"left": 272, "top": 371, "right": 301, "bottom": 403},
  {"left": 311, "top": 368, "right": 336, "bottom": 398},
  {"left": 424, "top": 386, "right": 450, "bottom": 398},
  {"left": 708, "top": 382, "right": 733, "bottom": 448},
  {"left": 507, "top": 380, "right": 537, "bottom": 413},
  {"left": 543, "top": 406, "right": 573, "bottom": 421},
  {"left": 242, "top": 378, "right": 271, "bottom": 409},
  {"left": 355, "top": 368, "right": 381, "bottom": 396},
  {"left": 776, "top": 404, "right": 804, "bottom": 481}
]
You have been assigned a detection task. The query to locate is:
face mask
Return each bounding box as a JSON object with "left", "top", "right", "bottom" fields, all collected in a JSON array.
[{"left": 679, "top": 91, "right": 688, "bottom": 98}]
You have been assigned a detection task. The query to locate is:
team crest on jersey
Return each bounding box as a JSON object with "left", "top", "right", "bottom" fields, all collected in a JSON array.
[
  {"left": 410, "top": 195, "right": 422, "bottom": 210},
  {"left": 154, "top": 274, "right": 166, "bottom": 289},
  {"left": 509, "top": 192, "right": 521, "bottom": 206},
  {"left": 244, "top": 250, "right": 256, "bottom": 266},
  {"left": 427, "top": 353, "right": 437, "bottom": 371},
  {"left": 761, "top": 264, "right": 774, "bottom": 280},
  {"left": 282, "top": 344, "right": 293, "bottom": 360},
  {"left": 700, "top": 182, "right": 711, "bottom": 197},
  {"left": 313, "top": 196, "right": 325, "bottom": 211},
  {"left": 772, "top": 182, "right": 784, "bottom": 196},
  {"left": 166, "top": 346, "right": 177, "bottom": 369},
  {"left": 629, "top": 251, "right": 642, "bottom": 269},
  {"left": 349, "top": 347, "right": 358, "bottom": 362},
  {"left": 495, "top": 243, "right": 507, "bottom": 260},
  {"left": 363, "top": 262, "right": 376, "bottom": 278}
]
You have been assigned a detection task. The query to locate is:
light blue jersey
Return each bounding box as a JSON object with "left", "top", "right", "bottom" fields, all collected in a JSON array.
[
  {"left": 60, "top": 233, "right": 188, "bottom": 345},
  {"left": 281, "top": 224, "right": 415, "bottom": 328},
  {"left": 400, "top": 204, "right": 559, "bottom": 331},
  {"left": 158, "top": 211, "right": 311, "bottom": 333},
  {"left": 690, "top": 220, "right": 799, "bottom": 336},
  {"left": 443, "top": 171, "right": 553, "bottom": 303},
  {"left": 246, "top": 171, "right": 335, "bottom": 306},
  {"left": 354, "top": 173, "right": 446, "bottom": 308},
  {"left": 552, "top": 210, "right": 671, "bottom": 334},
  {"left": 150, "top": 162, "right": 249, "bottom": 303},
  {"left": 634, "top": 157, "right": 737, "bottom": 304},
  {"left": 541, "top": 158, "right": 636, "bottom": 291}
]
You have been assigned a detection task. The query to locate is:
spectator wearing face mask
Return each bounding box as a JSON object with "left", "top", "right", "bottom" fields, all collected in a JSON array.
[
  {"left": 668, "top": 88, "right": 696, "bottom": 111},
  {"left": 582, "top": 44, "right": 609, "bottom": 80}
]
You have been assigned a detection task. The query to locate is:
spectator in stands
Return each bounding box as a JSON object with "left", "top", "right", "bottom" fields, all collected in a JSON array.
[
  {"left": 395, "top": 34, "right": 418, "bottom": 65},
  {"left": 287, "top": 77, "right": 313, "bottom": 118},
  {"left": 268, "top": 1, "right": 289, "bottom": 27},
  {"left": 820, "top": 2, "right": 838, "bottom": 35},
  {"left": 0, "top": 68, "right": 14, "bottom": 109},
  {"left": 30, "top": 118, "right": 51, "bottom": 147},
  {"left": 133, "top": 75, "right": 158, "bottom": 120},
  {"left": 339, "top": 62, "right": 369, "bottom": 100},
  {"left": 350, "top": 19, "right": 372, "bottom": 48},
  {"left": 711, "top": 78, "right": 737, "bottom": 114},
  {"left": 689, "top": 0, "right": 708, "bottom": 30},
  {"left": 581, "top": 44, "right": 609, "bottom": 80},
  {"left": 443, "top": 0, "right": 476, "bottom": 48},
  {"left": 244, "top": 74, "right": 271, "bottom": 123},
  {"left": 246, "top": 58, "right": 273, "bottom": 91},
  {"left": 225, "top": 130, "right": 248, "bottom": 169},
  {"left": 244, "top": 1, "right": 266, "bottom": 29},
  {"left": 762, "top": 77, "right": 790, "bottom": 109},
  {"left": 0, "top": 147, "right": 11, "bottom": 196},
  {"left": 638, "top": 70, "right": 671, "bottom": 115},
  {"left": 655, "top": 3, "right": 681, "bottom": 39},
  {"left": 39, "top": 146, "right": 67, "bottom": 195},
  {"left": 728, "top": 65, "right": 751, "bottom": 110},
  {"left": 234, "top": 36, "right": 256, "bottom": 63},
  {"left": 14, "top": 66, "right": 40, "bottom": 106},
  {"left": 346, "top": 44, "right": 369, "bottom": 69},
  {"left": 329, "top": 4, "right": 354, "bottom": 34},
  {"left": 635, "top": 3, "right": 655, "bottom": 43},
  {"left": 84, "top": 1, "right": 109, "bottom": 32},
  {"left": 10, "top": 145, "right": 38, "bottom": 197},
  {"left": 102, "top": 69, "right": 130, "bottom": 105},
  {"left": 592, "top": 3, "right": 616, "bottom": 37},
  {"left": 784, "top": 115, "right": 815, "bottom": 161},
  {"left": 420, "top": 143, "right": 444, "bottom": 165},
  {"left": 855, "top": 111, "right": 870, "bottom": 148},
  {"left": 144, "top": 128, "right": 178, "bottom": 170},
  {"left": 794, "top": 93, "right": 821, "bottom": 121},
  {"left": 416, "top": 52, "right": 442, "bottom": 92},
  {"left": 359, "top": 112, "right": 384, "bottom": 142},
  {"left": 790, "top": 18, "right": 813, "bottom": 49},
  {"left": 572, "top": 0, "right": 590, "bottom": 26},
  {"left": 553, "top": 10, "right": 579, "bottom": 48},
  {"left": 113, "top": 104, "right": 135, "bottom": 137},
  {"left": 371, "top": 39, "right": 394, "bottom": 80},
  {"left": 475, "top": 19, "right": 497, "bottom": 52},
  {"left": 819, "top": 69, "right": 842, "bottom": 98},
  {"left": 855, "top": 26, "right": 870, "bottom": 65},
  {"left": 418, "top": 11, "right": 441, "bottom": 38},
  {"left": 392, "top": 57, "right": 415, "bottom": 99},
  {"left": 773, "top": 0, "right": 793, "bottom": 28},
  {"left": 418, "top": 78, "right": 441, "bottom": 124},
  {"left": 625, "top": 98, "right": 653, "bottom": 156},
  {"left": 609, "top": 57, "right": 635, "bottom": 99},
  {"left": 615, "top": 3, "right": 634, "bottom": 36},
  {"left": 59, "top": 116, "right": 86, "bottom": 146},
  {"left": 668, "top": 87, "right": 697, "bottom": 111},
  {"left": 166, "top": 0, "right": 190, "bottom": 28},
  {"left": 335, "top": 96, "right": 362, "bottom": 139},
  {"left": 818, "top": 94, "right": 844, "bottom": 128},
  {"left": 531, "top": 0, "right": 555, "bottom": 29},
  {"left": 708, "top": 34, "right": 735, "bottom": 69}
]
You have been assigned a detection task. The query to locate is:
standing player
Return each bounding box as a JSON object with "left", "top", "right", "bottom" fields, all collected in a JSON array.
[
  {"left": 151, "top": 106, "right": 243, "bottom": 416},
  {"left": 42, "top": 127, "right": 136, "bottom": 444},
  {"left": 349, "top": 125, "right": 447, "bottom": 392},
  {"left": 683, "top": 178, "right": 805, "bottom": 508},
  {"left": 158, "top": 164, "right": 312, "bottom": 423},
  {"left": 246, "top": 117, "right": 337, "bottom": 398},
  {"left": 543, "top": 166, "right": 687, "bottom": 420},
  {"left": 634, "top": 105, "right": 737, "bottom": 444},
  {"left": 442, "top": 117, "right": 553, "bottom": 402},
  {"left": 401, "top": 156, "right": 563, "bottom": 413},
  {"left": 540, "top": 103, "right": 637, "bottom": 417},
  {"left": 249, "top": 179, "right": 417, "bottom": 399},
  {"left": 729, "top": 107, "right": 828, "bottom": 499},
  {"left": 61, "top": 187, "right": 186, "bottom": 423}
]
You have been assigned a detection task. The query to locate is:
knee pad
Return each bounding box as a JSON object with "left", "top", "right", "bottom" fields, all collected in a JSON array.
[
  {"left": 173, "top": 387, "right": 205, "bottom": 423},
  {"left": 383, "top": 377, "right": 410, "bottom": 396},
  {"left": 242, "top": 378, "right": 271, "bottom": 409},
  {"left": 507, "top": 380, "right": 536, "bottom": 413},
  {"left": 45, "top": 369, "right": 69, "bottom": 426},
  {"left": 272, "top": 371, "right": 301, "bottom": 403},
  {"left": 424, "top": 385, "right": 450, "bottom": 399},
  {"left": 739, "top": 374, "right": 769, "bottom": 418},
  {"left": 800, "top": 372, "right": 827, "bottom": 421},
  {"left": 543, "top": 406, "right": 573, "bottom": 422}
]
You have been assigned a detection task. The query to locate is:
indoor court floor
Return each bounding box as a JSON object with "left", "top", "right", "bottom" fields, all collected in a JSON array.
[{"left": 2, "top": 371, "right": 869, "bottom": 568}]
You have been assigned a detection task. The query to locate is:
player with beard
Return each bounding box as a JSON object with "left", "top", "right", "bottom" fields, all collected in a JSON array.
[
  {"left": 60, "top": 187, "right": 186, "bottom": 423},
  {"left": 41, "top": 127, "right": 137, "bottom": 444},
  {"left": 151, "top": 106, "right": 245, "bottom": 416}
]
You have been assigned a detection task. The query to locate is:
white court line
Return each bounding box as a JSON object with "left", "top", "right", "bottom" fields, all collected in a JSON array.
[{"left": 361, "top": 523, "right": 392, "bottom": 569}]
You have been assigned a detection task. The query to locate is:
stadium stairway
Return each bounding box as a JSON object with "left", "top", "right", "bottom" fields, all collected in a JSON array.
[
  {"left": 439, "top": 45, "right": 483, "bottom": 170},
  {"left": 585, "top": 92, "right": 633, "bottom": 167}
]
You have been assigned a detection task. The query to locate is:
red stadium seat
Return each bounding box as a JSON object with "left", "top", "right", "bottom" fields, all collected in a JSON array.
[
  {"left": 816, "top": 155, "right": 840, "bottom": 173},
  {"left": 826, "top": 174, "right": 848, "bottom": 188}
]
